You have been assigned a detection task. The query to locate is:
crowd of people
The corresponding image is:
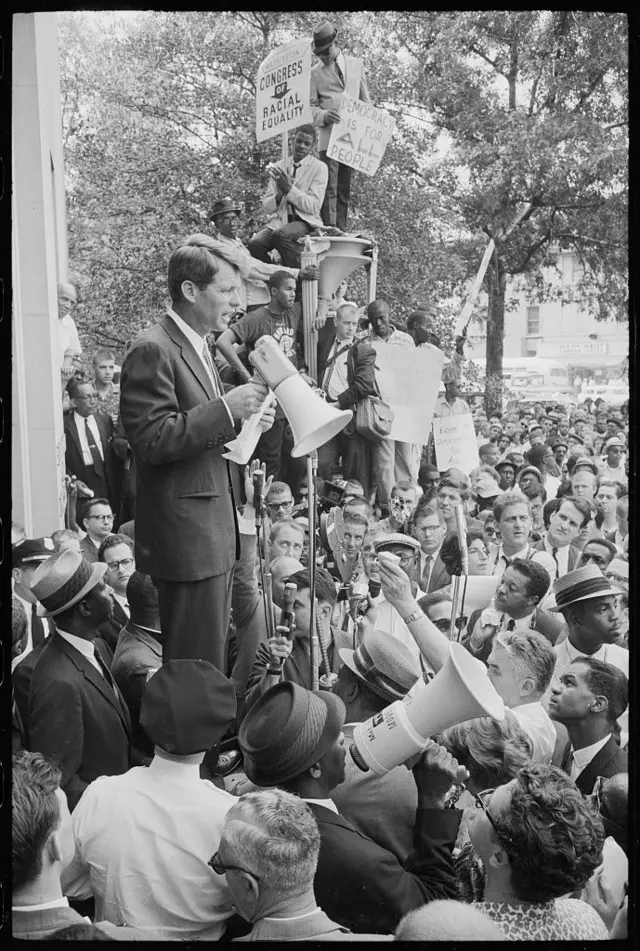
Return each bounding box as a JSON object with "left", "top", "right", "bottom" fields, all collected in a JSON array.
[{"left": 11, "top": 18, "right": 630, "bottom": 942}]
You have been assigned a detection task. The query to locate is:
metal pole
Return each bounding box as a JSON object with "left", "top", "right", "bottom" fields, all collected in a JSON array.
[
  {"left": 307, "top": 451, "right": 319, "bottom": 690},
  {"left": 368, "top": 245, "right": 379, "bottom": 303},
  {"left": 300, "top": 247, "right": 319, "bottom": 380}
]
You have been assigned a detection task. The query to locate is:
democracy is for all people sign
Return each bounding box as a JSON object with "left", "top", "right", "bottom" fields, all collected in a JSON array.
[
  {"left": 255, "top": 39, "right": 313, "bottom": 143},
  {"left": 374, "top": 346, "right": 443, "bottom": 444},
  {"left": 432, "top": 413, "right": 480, "bottom": 473},
  {"left": 326, "top": 94, "right": 396, "bottom": 176}
]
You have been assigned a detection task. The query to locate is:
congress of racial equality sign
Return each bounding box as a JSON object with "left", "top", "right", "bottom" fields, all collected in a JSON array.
[
  {"left": 256, "top": 39, "right": 313, "bottom": 142},
  {"left": 326, "top": 94, "right": 396, "bottom": 176}
]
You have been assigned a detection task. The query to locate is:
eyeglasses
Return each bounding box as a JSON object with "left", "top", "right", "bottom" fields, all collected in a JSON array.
[
  {"left": 268, "top": 499, "right": 293, "bottom": 511},
  {"left": 106, "top": 557, "right": 134, "bottom": 571},
  {"left": 88, "top": 514, "right": 114, "bottom": 522},
  {"left": 474, "top": 788, "right": 514, "bottom": 846},
  {"left": 208, "top": 851, "right": 261, "bottom": 882}
]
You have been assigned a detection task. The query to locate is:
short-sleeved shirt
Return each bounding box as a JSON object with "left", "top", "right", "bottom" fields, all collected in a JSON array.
[{"left": 232, "top": 303, "right": 304, "bottom": 418}]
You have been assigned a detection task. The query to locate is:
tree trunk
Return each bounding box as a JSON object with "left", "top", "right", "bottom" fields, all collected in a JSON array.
[{"left": 484, "top": 250, "right": 507, "bottom": 416}]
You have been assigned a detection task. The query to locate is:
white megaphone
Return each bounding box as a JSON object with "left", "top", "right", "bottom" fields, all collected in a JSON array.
[
  {"left": 248, "top": 335, "right": 352, "bottom": 457},
  {"left": 350, "top": 642, "right": 505, "bottom": 776}
]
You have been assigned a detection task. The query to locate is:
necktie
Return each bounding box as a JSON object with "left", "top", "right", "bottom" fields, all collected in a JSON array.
[
  {"left": 94, "top": 647, "right": 121, "bottom": 700},
  {"left": 334, "top": 59, "right": 345, "bottom": 86},
  {"left": 31, "top": 603, "right": 46, "bottom": 649},
  {"left": 84, "top": 419, "right": 105, "bottom": 478},
  {"left": 551, "top": 547, "right": 560, "bottom": 575},
  {"left": 421, "top": 555, "right": 433, "bottom": 591},
  {"left": 202, "top": 341, "right": 221, "bottom": 397},
  {"left": 292, "top": 161, "right": 301, "bottom": 180},
  {"left": 322, "top": 342, "right": 342, "bottom": 394}
]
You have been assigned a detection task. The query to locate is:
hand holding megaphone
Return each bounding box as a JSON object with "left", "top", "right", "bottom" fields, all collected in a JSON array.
[
  {"left": 408, "top": 739, "right": 469, "bottom": 807},
  {"left": 224, "top": 378, "right": 271, "bottom": 421}
]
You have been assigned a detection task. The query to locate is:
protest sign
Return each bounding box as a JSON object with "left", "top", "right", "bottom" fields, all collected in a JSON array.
[
  {"left": 255, "top": 39, "right": 312, "bottom": 143},
  {"left": 432, "top": 413, "right": 479, "bottom": 473},
  {"left": 326, "top": 94, "right": 396, "bottom": 177},
  {"left": 374, "top": 346, "right": 443, "bottom": 444}
]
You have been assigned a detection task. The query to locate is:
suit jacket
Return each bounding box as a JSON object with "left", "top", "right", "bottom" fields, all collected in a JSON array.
[
  {"left": 12, "top": 904, "right": 160, "bottom": 940},
  {"left": 426, "top": 553, "right": 452, "bottom": 594},
  {"left": 97, "top": 595, "right": 129, "bottom": 657},
  {"left": 64, "top": 411, "right": 122, "bottom": 513},
  {"left": 533, "top": 537, "right": 582, "bottom": 573},
  {"left": 111, "top": 619, "right": 163, "bottom": 758},
  {"left": 317, "top": 334, "right": 377, "bottom": 410},
  {"left": 462, "top": 607, "right": 565, "bottom": 664},
  {"left": 308, "top": 802, "right": 460, "bottom": 935},
  {"left": 262, "top": 153, "right": 328, "bottom": 230},
  {"left": 28, "top": 632, "right": 132, "bottom": 810},
  {"left": 79, "top": 535, "right": 100, "bottom": 565},
  {"left": 120, "top": 314, "right": 240, "bottom": 582},
  {"left": 234, "top": 907, "right": 391, "bottom": 942},
  {"left": 563, "top": 736, "right": 629, "bottom": 796},
  {"left": 310, "top": 54, "right": 370, "bottom": 151}
]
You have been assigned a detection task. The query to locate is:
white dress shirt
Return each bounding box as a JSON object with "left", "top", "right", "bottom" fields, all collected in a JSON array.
[
  {"left": 63, "top": 754, "right": 237, "bottom": 939},
  {"left": 74, "top": 411, "right": 104, "bottom": 467},
  {"left": 511, "top": 700, "right": 556, "bottom": 765},
  {"left": 543, "top": 536, "right": 570, "bottom": 579},
  {"left": 112, "top": 592, "right": 130, "bottom": 618},
  {"left": 419, "top": 547, "right": 440, "bottom": 590},
  {"left": 489, "top": 543, "right": 555, "bottom": 579},
  {"left": 56, "top": 628, "right": 104, "bottom": 677},
  {"left": 322, "top": 339, "right": 350, "bottom": 399},
  {"left": 302, "top": 797, "right": 340, "bottom": 815},
  {"left": 167, "top": 309, "right": 235, "bottom": 429},
  {"left": 571, "top": 734, "right": 611, "bottom": 780}
]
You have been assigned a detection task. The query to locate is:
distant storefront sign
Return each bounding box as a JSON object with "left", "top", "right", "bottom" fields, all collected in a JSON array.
[{"left": 558, "top": 341, "right": 608, "bottom": 355}]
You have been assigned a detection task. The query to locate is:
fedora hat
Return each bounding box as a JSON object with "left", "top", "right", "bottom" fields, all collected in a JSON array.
[
  {"left": 339, "top": 629, "right": 419, "bottom": 703},
  {"left": 572, "top": 456, "right": 599, "bottom": 477},
  {"left": 312, "top": 20, "right": 337, "bottom": 53},
  {"left": 140, "top": 660, "right": 237, "bottom": 755},
  {"left": 239, "top": 682, "right": 345, "bottom": 786},
  {"left": 30, "top": 548, "right": 108, "bottom": 618},
  {"left": 210, "top": 196, "right": 241, "bottom": 220},
  {"left": 549, "top": 564, "right": 618, "bottom": 612},
  {"left": 12, "top": 536, "right": 55, "bottom": 568}
]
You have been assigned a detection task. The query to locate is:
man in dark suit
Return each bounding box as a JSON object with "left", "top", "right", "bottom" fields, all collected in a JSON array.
[
  {"left": 119, "top": 234, "right": 275, "bottom": 671},
  {"left": 64, "top": 377, "right": 122, "bottom": 517},
  {"left": 548, "top": 656, "right": 628, "bottom": 795},
  {"left": 27, "top": 549, "right": 132, "bottom": 811},
  {"left": 316, "top": 303, "right": 377, "bottom": 495},
  {"left": 239, "top": 682, "right": 463, "bottom": 936},
  {"left": 409, "top": 499, "right": 450, "bottom": 594}
]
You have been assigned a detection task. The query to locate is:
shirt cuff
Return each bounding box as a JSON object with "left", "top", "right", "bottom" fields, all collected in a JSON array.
[
  {"left": 220, "top": 397, "right": 236, "bottom": 431},
  {"left": 238, "top": 513, "right": 257, "bottom": 536}
]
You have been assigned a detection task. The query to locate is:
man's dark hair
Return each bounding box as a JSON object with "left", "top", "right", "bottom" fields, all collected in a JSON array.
[
  {"left": 285, "top": 567, "right": 337, "bottom": 606},
  {"left": 582, "top": 537, "right": 618, "bottom": 561},
  {"left": 557, "top": 495, "right": 592, "bottom": 530},
  {"left": 478, "top": 443, "right": 496, "bottom": 459},
  {"left": 126, "top": 571, "right": 159, "bottom": 614},
  {"left": 521, "top": 482, "right": 547, "bottom": 504},
  {"left": 366, "top": 299, "right": 389, "bottom": 320},
  {"left": 82, "top": 497, "right": 113, "bottom": 522},
  {"left": 418, "top": 590, "right": 453, "bottom": 618},
  {"left": 509, "top": 558, "right": 551, "bottom": 603},
  {"left": 418, "top": 463, "right": 439, "bottom": 482},
  {"left": 295, "top": 123, "right": 316, "bottom": 140},
  {"left": 572, "top": 657, "right": 628, "bottom": 724},
  {"left": 267, "top": 270, "right": 295, "bottom": 291},
  {"left": 98, "top": 533, "right": 134, "bottom": 562},
  {"left": 542, "top": 497, "right": 561, "bottom": 529},
  {"left": 167, "top": 236, "right": 224, "bottom": 303},
  {"left": 12, "top": 751, "right": 63, "bottom": 890},
  {"left": 66, "top": 376, "right": 93, "bottom": 400}
]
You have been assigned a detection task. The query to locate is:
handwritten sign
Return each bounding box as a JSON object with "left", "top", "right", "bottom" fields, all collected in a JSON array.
[
  {"left": 432, "top": 413, "right": 479, "bottom": 474},
  {"left": 256, "top": 39, "right": 312, "bottom": 143},
  {"left": 326, "top": 94, "right": 396, "bottom": 177},
  {"left": 374, "top": 345, "right": 443, "bottom": 444}
]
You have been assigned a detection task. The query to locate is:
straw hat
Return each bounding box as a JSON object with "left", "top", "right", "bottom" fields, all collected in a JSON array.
[
  {"left": 339, "top": 629, "right": 420, "bottom": 703},
  {"left": 549, "top": 565, "right": 618, "bottom": 613},
  {"left": 30, "top": 548, "right": 108, "bottom": 618}
]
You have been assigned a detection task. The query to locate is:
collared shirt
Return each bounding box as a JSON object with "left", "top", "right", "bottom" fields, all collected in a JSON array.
[
  {"left": 63, "top": 754, "right": 236, "bottom": 938},
  {"left": 511, "top": 700, "right": 556, "bottom": 765},
  {"left": 543, "top": 536, "right": 570, "bottom": 579},
  {"left": 74, "top": 411, "right": 104, "bottom": 467},
  {"left": 432, "top": 394, "right": 471, "bottom": 418},
  {"left": 167, "top": 308, "right": 234, "bottom": 429},
  {"left": 571, "top": 734, "right": 612, "bottom": 780},
  {"left": 362, "top": 324, "right": 413, "bottom": 350},
  {"left": 489, "top": 543, "right": 555, "bottom": 579},
  {"left": 302, "top": 797, "right": 340, "bottom": 815},
  {"left": 322, "top": 338, "right": 350, "bottom": 399},
  {"left": 13, "top": 897, "right": 74, "bottom": 913},
  {"left": 55, "top": 627, "right": 103, "bottom": 676},
  {"left": 419, "top": 547, "right": 441, "bottom": 589},
  {"left": 112, "top": 592, "right": 130, "bottom": 618}
]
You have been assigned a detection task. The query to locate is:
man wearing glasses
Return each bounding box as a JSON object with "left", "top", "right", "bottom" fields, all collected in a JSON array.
[
  {"left": 79, "top": 499, "right": 115, "bottom": 566},
  {"left": 64, "top": 377, "right": 122, "bottom": 518},
  {"left": 264, "top": 481, "right": 295, "bottom": 523},
  {"left": 97, "top": 535, "right": 136, "bottom": 648}
]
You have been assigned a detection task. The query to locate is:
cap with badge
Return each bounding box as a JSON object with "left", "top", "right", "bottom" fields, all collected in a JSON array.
[
  {"left": 12, "top": 537, "right": 56, "bottom": 568},
  {"left": 140, "top": 659, "right": 237, "bottom": 755}
]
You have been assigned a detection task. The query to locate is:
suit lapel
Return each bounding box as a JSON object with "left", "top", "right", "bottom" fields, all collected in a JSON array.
[
  {"left": 65, "top": 415, "right": 83, "bottom": 465},
  {"left": 577, "top": 738, "right": 616, "bottom": 795},
  {"left": 53, "top": 634, "right": 131, "bottom": 737},
  {"left": 161, "top": 314, "right": 215, "bottom": 401}
]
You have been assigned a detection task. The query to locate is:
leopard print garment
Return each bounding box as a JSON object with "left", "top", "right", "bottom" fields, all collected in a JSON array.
[{"left": 474, "top": 899, "right": 610, "bottom": 940}]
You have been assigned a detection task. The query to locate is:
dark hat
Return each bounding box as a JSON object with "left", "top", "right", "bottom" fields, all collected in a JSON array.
[
  {"left": 495, "top": 459, "right": 516, "bottom": 471},
  {"left": 239, "top": 682, "right": 345, "bottom": 786},
  {"left": 210, "top": 197, "right": 241, "bottom": 220},
  {"left": 606, "top": 416, "right": 623, "bottom": 426},
  {"left": 572, "top": 456, "right": 599, "bottom": 477},
  {"left": 549, "top": 565, "right": 618, "bottom": 612},
  {"left": 140, "top": 660, "right": 236, "bottom": 755},
  {"left": 552, "top": 440, "right": 568, "bottom": 451},
  {"left": 528, "top": 422, "right": 543, "bottom": 434},
  {"left": 568, "top": 433, "right": 584, "bottom": 445},
  {"left": 12, "top": 536, "right": 56, "bottom": 568},
  {"left": 339, "top": 629, "right": 420, "bottom": 703},
  {"left": 30, "top": 549, "right": 108, "bottom": 618},
  {"left": 312, "top": 20, "right": 337, "bottom": 53},
  {"left": 516, "top": 466, "right": 543, "bottom": 485}
]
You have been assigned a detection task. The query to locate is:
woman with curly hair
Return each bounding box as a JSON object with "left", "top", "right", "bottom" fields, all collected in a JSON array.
[{"left": 469, "top": 765, "right": 609, "bottom": 939}]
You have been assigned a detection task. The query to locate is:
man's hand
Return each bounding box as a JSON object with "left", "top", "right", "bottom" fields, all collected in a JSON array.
[
  {"left": 64, "top": 475, "right": 79, "bottom": 500},
  {"left": 299, "top": 265, "right": 320, "bottom": 281},
  {"left": 61, "top": 365, "right": 76, "bottom": 382},
  {"left": 269, "top": 166, "right": 294, "bottom": 195},
  {"left": 268, "top": 627, "right": 294, "bottom": 667},
  {"left": 378, "top": 553, "right": 414, "bottom": 608},
  {"left": 455, "top": 330, "right": 467, "bottom": 356},
  {"left": 225, "top": 380, "right": 270, "bottom": 421},
  {"left": 258, "top": 403, "right": 276, "bottom": 434},
  {"left": 75, "top": 479, "right": 94, "bottom": 499},
  {"left": 411, "top": 739, "right": 469, "bottom": 808},
  {"left": 243, "top": 459, "right": 273, "bottom": 508},
  {"left": 325, "top": 109, "right": 342, "bottom": 125}
]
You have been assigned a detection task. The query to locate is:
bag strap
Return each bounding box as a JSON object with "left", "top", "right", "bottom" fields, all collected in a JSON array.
[{"left": 324, "top": 342, "right": 352, "bottom": 369}]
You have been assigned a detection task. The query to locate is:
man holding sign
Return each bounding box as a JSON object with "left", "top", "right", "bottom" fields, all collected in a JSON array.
[{"left": 310, "top": 20, "right": 370, "bottom": 231}]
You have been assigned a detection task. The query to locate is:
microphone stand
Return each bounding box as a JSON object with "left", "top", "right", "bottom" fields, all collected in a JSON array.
[
  {"left": 450, "top": 503, "right": 469, "bottom": 643},
  {"left": 307, "top": 450, "right": 319, "bottom": 691},
  {"left": 254, "top": 470, "right": 275, "bottom": 641}
]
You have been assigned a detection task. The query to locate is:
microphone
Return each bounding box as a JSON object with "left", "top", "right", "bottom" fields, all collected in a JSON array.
[
  {"left": 253, "top": 470, "right": 265, "bottom": 527},
  {"left": 348, "top": 577, "right": 369, "bottom": 624},
  {"left": 281, "top": 582, "right": 297, "bottom": 637}
]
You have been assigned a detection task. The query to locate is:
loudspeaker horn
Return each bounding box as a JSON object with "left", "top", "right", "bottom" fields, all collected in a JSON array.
[
  {"left": 249, "top": 334, "right": 352, "bottom": 457},
  {"left": 350, "top": 641, "right": 505, "bottom": 776}
]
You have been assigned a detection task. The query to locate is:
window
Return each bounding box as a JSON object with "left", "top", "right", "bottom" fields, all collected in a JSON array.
[
  {"left": 572, "top": 255, "right": 584, "bottom": 283},
  {"left": 526, "top": 306, "right": 540, "bottom": 335}
]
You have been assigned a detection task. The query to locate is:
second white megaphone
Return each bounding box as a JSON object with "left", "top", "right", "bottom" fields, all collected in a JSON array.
[
  {"left": 350, "top": 641, "right": 505, "bottom": 776},
  {"left": 249, "top": 334, "right": 352, "bottom": 457}
]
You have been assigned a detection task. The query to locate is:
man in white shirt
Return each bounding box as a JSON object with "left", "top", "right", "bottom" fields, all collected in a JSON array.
[
  {"left": 97, "top": 533, "right": 135, "bottom": 620},
  {"left": 548, "top": 656, "right": 628, "bottom": 795},
  {"left": 598, "top": 437, "right": 626, "bottom": 484},
  {"left": 487, "top": 492, "right": 555, "bottom": 579},
  {"left": 63, "top": 660, "right": 239, "bottom": 940},
  {"left": 58, "top": 283, "right": 83, "bottom": 400},
  {"left": 486, "top": 630, "right": 557, "bottom": 765},
  {"left": 64, "top": 377, "right": 121, "bottom": 515},
  {"left": 533, "top": 495, "right": 590, "bottom": 581}
]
